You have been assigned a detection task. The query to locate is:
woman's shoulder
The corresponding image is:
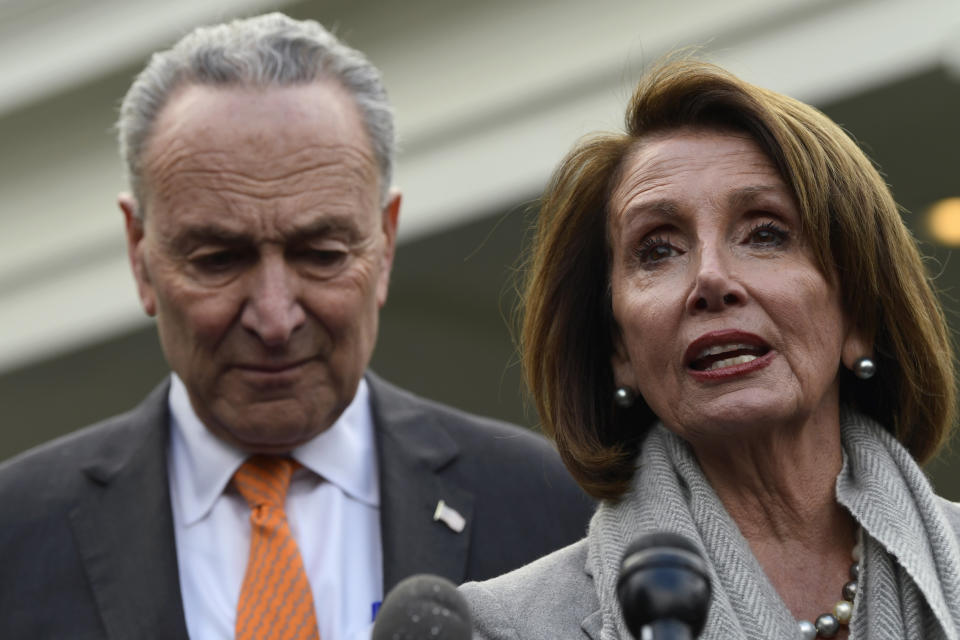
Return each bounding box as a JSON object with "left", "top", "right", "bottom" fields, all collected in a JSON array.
[
  {"left": 459, "top": 539, "right": 599, "bottom": 640},
  {"left": 937, "top": 496, "right": 960, "bottom": 543}
]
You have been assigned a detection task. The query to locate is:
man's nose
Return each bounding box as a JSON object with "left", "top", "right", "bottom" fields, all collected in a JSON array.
[
  {"left": 685, "top": 243, "right": 747, "bottom": 313},
  {"left": 240, "top": 257, "right": 306, "bottom": 346}
]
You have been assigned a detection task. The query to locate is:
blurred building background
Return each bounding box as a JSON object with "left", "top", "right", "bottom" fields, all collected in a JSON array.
[{"left": 1, "top": 0, "right": 959, "bottom": 498}]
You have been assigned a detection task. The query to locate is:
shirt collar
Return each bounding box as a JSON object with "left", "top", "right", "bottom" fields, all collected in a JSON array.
[{"left": 168, "top": 374, "right": 380, "bottom": 526}]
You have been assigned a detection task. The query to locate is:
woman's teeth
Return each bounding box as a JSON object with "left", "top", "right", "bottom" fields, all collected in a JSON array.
[
  {"left": 698, "top": 343, "right": 755, "bottom": 358},
  {"left": 705, "top": 354, "right": 758, "bottom": 370}
]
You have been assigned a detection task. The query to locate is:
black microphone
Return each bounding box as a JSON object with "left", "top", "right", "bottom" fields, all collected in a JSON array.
[
  {"left": 372, "top": 574, "right": 472, "bottom": 640},
  {"left": 617, "top": 532, "right": 712, "bottom": 640}
]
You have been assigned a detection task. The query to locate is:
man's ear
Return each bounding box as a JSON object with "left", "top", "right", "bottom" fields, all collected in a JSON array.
[
  {"left": 118, "top": 193, "right": 157, "bottom": 317},
  {"left": 376, "top": 188, "right": 401, "bottom": 307}
]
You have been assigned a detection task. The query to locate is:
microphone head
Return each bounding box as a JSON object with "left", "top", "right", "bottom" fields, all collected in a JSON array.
[
  {"left": 372, "top": 574, "right": 472, "bottom": 640},
  {"left": 617, "top": 532, "right": 712, "bottom": 638}
]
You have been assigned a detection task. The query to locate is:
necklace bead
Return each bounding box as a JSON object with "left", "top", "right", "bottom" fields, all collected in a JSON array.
[
  {"left": 815, "top": 613, "right": 840, "bottom": 637},
  {"left": 833, "top": 600, "right": 853, "bottom": 624},
  {"left": 842, "top": 580, "right": 858, "bottom": 602},
  {"left": 799, "top": 620, "right": 818, "bottom": 640}
]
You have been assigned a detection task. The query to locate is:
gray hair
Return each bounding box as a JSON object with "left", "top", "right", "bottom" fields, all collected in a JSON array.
[{"left": 117, "top": 12, "right": 395, "bottom": 216}]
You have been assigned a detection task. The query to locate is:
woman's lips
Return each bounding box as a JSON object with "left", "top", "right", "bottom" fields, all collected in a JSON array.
[
  {"left": 688, "top": 349, "right": 775, "bottom": 380},
  {"left": 684, "top": 330, "right": 773, "bottom": 379}
]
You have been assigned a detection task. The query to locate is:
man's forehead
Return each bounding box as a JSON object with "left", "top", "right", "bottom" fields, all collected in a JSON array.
[
  {"left": 145, "top": 80, "right": 377, "bottom": 174},
  {"left": 140, "top": 79, "right": 382, "bottom": 221}
]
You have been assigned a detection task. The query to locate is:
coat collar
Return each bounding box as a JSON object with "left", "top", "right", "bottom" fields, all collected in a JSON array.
[
  {"left": 69, "top": 380, "right": 190, "bottom": 640},
  {"left": 367, "top": 372, "right": 475, "bottom": 593}
]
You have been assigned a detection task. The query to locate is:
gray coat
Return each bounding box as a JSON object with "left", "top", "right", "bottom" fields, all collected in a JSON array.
[{"left": 462, "top": 498, "right": 960, "bottom": 639}]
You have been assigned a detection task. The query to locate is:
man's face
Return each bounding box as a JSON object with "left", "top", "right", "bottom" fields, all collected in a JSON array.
[{"left": 121, "top": 81, "right": 399, "bottom": 453}]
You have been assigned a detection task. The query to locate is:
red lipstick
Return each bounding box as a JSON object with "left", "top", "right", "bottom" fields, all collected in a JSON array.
[{"left": 684, "top": 330, "right": 773, "bottom": 381}]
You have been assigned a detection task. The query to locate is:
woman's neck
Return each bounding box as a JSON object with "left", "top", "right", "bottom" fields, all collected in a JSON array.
[
  {"left": 690, "top": 407, "right": 845, "bottom": 537},
  {"left": 687, "top": 410, "right": 858, "bottom": 637}
]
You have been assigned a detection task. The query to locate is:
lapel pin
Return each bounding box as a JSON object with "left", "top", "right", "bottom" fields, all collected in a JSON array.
[{"left": 433, "top": 499, "right": 466, "bottom": 533}]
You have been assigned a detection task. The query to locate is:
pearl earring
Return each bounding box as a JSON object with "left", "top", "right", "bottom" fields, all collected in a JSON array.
[
  {"left": 614, "top": 386, "right": 636, "bottom": 408},
  {"left": 853, "top": 357, "right": 876, "bottom": 380}
]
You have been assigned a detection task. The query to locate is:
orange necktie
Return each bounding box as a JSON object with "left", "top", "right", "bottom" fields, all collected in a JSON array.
[{"left": 233, "top": 456, "right": 320, "bottom": 640}]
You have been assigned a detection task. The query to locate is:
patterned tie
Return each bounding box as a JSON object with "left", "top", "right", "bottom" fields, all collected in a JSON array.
[{"left": 233, "top": 456, "right": 320, "bottom": 640}]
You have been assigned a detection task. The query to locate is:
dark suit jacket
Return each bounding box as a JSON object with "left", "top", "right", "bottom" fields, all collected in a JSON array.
[{"left": 0, "top": 373, "right": 594, "bottom": 639}]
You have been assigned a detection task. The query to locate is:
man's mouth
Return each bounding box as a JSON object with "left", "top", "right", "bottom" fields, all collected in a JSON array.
[{"left": 235, "top": 358, "right": 312, "bottom": 373}]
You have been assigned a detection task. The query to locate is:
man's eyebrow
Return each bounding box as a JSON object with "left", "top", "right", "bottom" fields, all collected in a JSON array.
[
  {"left": 170, "top": 219, "right": 362, "bottom": 249},
  {"left": 171, "top": 225, "right": 252, "bottom": 248},
  {"left": 286, "top": 219, "right": 360, "bottom": 243}
]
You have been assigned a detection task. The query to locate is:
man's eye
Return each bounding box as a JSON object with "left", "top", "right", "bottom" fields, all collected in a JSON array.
[
  {"left": 290, "top": 246, "right": 350, "bottom": 277},
  {"left": 193, "top": 250, "right": 246, "bottom": 271},
  {"left": 296, "top": 248, "right": 349, "bottom": 269}
]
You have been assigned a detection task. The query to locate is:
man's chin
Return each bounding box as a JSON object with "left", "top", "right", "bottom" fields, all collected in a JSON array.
[
  {"left": 203, "top": 403, "right": 336, "bottom": 453},
  {"left": 218, "top": 423, "right": 327, "bottom": 453}
]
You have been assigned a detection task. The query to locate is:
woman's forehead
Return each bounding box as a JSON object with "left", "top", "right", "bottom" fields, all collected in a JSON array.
[{"left": 608, "top": 130, "right": 784, "bottom": 219}]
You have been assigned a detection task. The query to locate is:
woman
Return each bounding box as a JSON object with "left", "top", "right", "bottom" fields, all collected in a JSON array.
[{"left": 460, "top": 59, "right": 960, "bottom": 639}]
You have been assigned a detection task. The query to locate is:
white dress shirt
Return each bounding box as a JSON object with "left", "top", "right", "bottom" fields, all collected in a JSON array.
[{"left": 167, "top": 374, "right": 383, "bottom": 640}]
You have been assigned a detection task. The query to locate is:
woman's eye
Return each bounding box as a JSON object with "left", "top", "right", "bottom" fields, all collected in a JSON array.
[
  {"left": 748, "top": 221, "right": 788, "bottom": 246},
  {"left": 634, "top": 236, "right": 681, "bottom": 265}
]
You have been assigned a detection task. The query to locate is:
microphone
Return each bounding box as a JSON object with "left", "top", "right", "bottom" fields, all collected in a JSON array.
[
  {"left": 371, "top": 574, "right": 472, "bottom": 640},
  {"left": 617, "top": 532, "right": 712, "bottom": 640}
]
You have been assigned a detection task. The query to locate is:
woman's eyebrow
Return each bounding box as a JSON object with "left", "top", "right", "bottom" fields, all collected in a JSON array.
[
  {"left": 621, "top": 198, "right": 681, "bottom": 222},
  {"left": 726, "top": 184, "right": 783, "bottom": 210}
]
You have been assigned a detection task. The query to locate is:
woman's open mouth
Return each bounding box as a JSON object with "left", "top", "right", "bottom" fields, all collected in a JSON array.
[{"left": 688, "top": 343, "right": 771, "bottom": 371}]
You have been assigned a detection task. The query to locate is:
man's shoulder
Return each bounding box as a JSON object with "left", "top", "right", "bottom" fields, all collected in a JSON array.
[
  {"left": 366, "top": 372, "right": 556, "bottom": 455},
  {"left": 0, "top": 381, "right": 169, "bottom": 510},
  {"left": 367, "top": 371, "right": 594, "bottom": 521}
]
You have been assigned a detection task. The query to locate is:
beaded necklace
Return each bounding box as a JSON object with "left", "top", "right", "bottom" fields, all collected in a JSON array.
[{"left": 797, "top": 531, "right": 861, "bottom": 639}]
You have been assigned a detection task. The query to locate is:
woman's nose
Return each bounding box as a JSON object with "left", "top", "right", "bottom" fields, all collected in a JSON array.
[
  {"left": 686, "top": 245, "right": 746, "bottom": 312},
  {"left": 241, "top": 258, "right": 306, "bottom": 346}
]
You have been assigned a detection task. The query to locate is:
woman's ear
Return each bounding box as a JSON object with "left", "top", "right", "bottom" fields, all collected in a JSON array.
[
  {"left": 840, "top": 320, "right": 873, "bottom": 371},
  {"left": 610, "top": 329, "right": 637, "bottom": 391}
]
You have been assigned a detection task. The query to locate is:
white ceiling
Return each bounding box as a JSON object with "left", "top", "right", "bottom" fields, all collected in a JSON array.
[{"left": 1, "top": 0, "right": 959, "bottom": 372}]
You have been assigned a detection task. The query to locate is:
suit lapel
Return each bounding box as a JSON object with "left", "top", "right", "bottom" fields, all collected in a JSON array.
[
  {"left": 68, "top": 382, "right": 189, "bottom": 640},
  {"left": 368, "top": 374, "right": 475, "bottom": 593}
]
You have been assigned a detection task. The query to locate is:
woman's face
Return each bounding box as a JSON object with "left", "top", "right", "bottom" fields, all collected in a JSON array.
[{"left": 608, "top": 129, "right": 864, "bottom": 444}]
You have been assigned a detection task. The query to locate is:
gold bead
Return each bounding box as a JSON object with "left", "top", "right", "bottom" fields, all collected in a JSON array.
[{"left": 833, "top": 600, "right": 853, "bottom": 624}]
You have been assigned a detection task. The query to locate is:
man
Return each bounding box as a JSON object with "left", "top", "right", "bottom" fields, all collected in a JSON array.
[{"left": 0, "top": 13, "right": 592, "bottom": 640}]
